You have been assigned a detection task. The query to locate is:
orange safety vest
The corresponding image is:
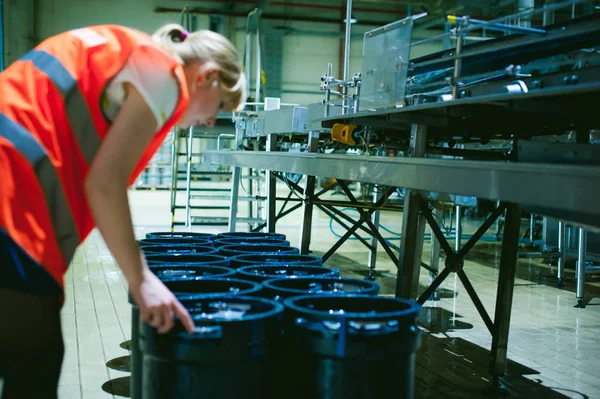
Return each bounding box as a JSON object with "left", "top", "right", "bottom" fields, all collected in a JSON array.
[{"left": 0, "top": 25, "right": 190, "bottom": 288}]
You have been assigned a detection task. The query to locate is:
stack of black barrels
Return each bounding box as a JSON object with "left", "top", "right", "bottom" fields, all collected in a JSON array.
[{"left": 130, "top": 231, "right": 421, "bottom": 399}]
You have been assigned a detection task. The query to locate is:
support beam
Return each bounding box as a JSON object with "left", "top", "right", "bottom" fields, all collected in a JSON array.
[{"left": 489, "top": 203, "right": 520, "bottom": 378}]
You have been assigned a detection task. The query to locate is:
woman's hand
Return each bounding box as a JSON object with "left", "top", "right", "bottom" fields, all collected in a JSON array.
[{"left": 129, "top": 267, "right": 195, "bottom": 334}]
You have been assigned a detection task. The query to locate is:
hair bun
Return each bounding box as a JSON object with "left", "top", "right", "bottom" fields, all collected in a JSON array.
[{"left": 171, "top": 28, "right": 189, "bottom": 43}]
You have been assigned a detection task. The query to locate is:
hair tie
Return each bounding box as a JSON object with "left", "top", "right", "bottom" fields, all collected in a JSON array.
[{"left": 180, "top": 30, "right": 189, "bottom": 41}]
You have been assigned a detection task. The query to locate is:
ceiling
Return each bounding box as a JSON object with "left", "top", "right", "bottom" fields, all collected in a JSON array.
[{"left": 154, "top": 1, "right": 598, "bottom": 31}]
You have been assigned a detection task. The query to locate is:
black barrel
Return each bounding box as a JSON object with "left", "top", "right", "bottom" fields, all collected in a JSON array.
[
  {"left": 262, "top": 277, "right": 380, "bottom": 301},
  {"left": 129, "top": 269, "right": 246, "bottom": 399},
  {"left": 145, "top": 231, "right": 216, "bottom": 241},
  {"left": 213, "top": 237, "right": 291, "bottom": 248},
  {"left": 218, "top": 244, "right": 299, "bottom": 258},
  {"left": 230, "top": 254, "right": 323, "bottom": 268},
  {"left": 237, "top": 265, "right": 339, "bottom": 283},
  {"left": 282, "top": 294, "right": 421, "bottom": 399},
  {"left": 142, "top": 243, "right": 216, "bottom": 255},
  {"left": 141, "top": 295, "right": 284, "bottom": 399},
  {"left": 216, "top": 231, "right": 286, "bottom": 241},
  {"left": 145, "top": 253, "right": 229, "bottom": 267},
  {"left": 139, "top": 237, "right": 212, "bottom": 247}
]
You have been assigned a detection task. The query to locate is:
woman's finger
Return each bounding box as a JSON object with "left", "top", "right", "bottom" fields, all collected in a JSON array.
[
  {"left": 173, "top": 300, "right": 195, "bottom": 334},
  {"left": 158, "top": 304, "right": 175, "bottom": 334}
]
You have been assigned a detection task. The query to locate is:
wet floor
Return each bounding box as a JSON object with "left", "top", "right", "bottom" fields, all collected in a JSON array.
[{"left": 43, "top": 188, "right": 600, "bottom": 398}]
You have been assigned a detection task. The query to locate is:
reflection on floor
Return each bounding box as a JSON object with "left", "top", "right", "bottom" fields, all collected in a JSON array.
[{"left": 42, "top": 189, "right": 600, "bottom": 398}]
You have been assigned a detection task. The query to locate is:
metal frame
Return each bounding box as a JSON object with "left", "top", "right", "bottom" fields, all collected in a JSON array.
[{"left": 203, "top": 143, "right": 600, "bottom": 385}]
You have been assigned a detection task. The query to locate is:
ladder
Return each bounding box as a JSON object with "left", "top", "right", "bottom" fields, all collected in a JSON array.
[
  {"left": 165, "top": 6, "right": 264, "bottom": 231},
  {"left": 168, "top": 120, "right": 267, "bottom": 230}
]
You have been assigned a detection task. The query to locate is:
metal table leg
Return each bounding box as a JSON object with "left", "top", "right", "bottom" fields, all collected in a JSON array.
[
  {"left": 557, "top": 221, "right": 565, "bottom": 287},
  {"left": 299, "top": 132, "right": 319, "bottom": 254},
  {"left": 266, "top": 134, "right": 278, "bottom": 233},
  {"left": 428, "top": 207, "right": 442, "bottom": 300},
  {"left": 455, "top": 205, "right": 462, "bottom": 252},
  {"left": 575, "top": 227, "right": 587, "bottom": 308},
  {"left": 489, "top": 203, "right": 521, "bottom": 381},
  {"left": 228, "top": 167, "right": 241, "bottom": 232},
  {"left": 529, "top": 213, "right": 536, "bottom": 246},
  {"left": 395, "top": 124, "right": 427, "bottom": 300},
  {"left": 367, "top": 188, "right": 382, "bottom": 280}
]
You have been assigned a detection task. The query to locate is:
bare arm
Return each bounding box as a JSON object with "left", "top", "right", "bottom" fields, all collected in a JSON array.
[{"left": 85, "top": 82, "right": 194, "bottom": 334}]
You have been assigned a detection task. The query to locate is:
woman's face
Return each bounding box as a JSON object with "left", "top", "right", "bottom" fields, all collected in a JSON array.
[{"left": 179, "top": 63, "right": 227, "bottom": 129}]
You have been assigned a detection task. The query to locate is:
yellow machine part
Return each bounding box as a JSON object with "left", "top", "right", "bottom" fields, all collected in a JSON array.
[{"left": 331, "top": 123, "right": 358, "bottom": 145}]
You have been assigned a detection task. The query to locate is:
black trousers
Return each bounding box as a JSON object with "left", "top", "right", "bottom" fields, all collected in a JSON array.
[
  {"left": 0, "top": 288, "right": 64, "bottom": 399},
  {"left": 0, "top": 231, "right": 64, "bottom": 399}
]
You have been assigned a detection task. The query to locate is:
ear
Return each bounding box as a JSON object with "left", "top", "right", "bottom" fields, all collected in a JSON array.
[{"left": 196, "top": 62, "right": 220, "bottom": 86}]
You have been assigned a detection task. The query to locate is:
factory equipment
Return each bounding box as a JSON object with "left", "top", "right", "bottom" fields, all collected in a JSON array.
[{"left": 203, "top": 0, "right": 600, "bottom": 392}]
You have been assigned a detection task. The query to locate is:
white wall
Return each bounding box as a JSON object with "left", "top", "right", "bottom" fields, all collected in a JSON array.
[
  {"left": 3, "top": 0, "right": 35, "bottom": 66},
  {"left": 36, "top": 0, "right": 211, "bottom": 40},
  {"left": 2, "top": 0, "right": 444, "bottom": 107}
]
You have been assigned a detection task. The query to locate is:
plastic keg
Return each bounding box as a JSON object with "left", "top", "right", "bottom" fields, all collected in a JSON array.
[
  {"left": 230, "top": 254, "right": 323, "bottom": 268},
  {"left": 145, "top": 231, "right": 216, "bottom": 241},
  {"left": 129, "top": 269, "right": 250, "bottom": 399},
  {"left": 262, "top": 277, "right": 380, "bottom": 301},
  {"left": 218, "top": 244, "right": 299, "bottom": 258},
  {"left": 216, "top": 231, "right": 286, "bottom": 241},
  {"left": 145, "top": 253, "right": 229, "bottom": 267},
  {"left": 139, "top": 237, "right": 211, "bottom": 247},
  {"left": 281, "top": 294, "right": 421, "bottom": 399},
  {"left": 141, "top": 295, "right": 284, "bottom": 399},
  {"left": 213, "top": 237, "right": 290, "bottom": 248},
  {"left": 141, "top": 244, "right": 216, "bottom": 255},
  {"left": 237, "top": 265, "right": 339, "bottom": 283}
]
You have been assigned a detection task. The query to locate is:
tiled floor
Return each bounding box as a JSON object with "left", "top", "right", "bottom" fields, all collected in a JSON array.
[{"left": 4, "top": 185, "right": 600, "bottom": 398}]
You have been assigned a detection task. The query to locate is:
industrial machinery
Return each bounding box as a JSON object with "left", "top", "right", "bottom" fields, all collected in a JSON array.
[{"left": 203, "top": 0, "right": 600, "bottom": 392}]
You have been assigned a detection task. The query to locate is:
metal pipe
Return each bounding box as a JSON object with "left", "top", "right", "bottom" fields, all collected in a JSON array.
[
  {"left": 529, "top": 213, "right": 535, "bottom": 245},
  {"left": 325, "top": 63, "right": 332, "bottom": 117},
  {"left": 451, "top": 27, "right": 464, "bottom": 100},
  {"left": 255, "top": 10, "right": 262, "bottom": 105},
  {"left": 557, "top": 221, "right": 565, "bottom": 286},
  {"left": 244, "top": 33, "right": 251, "bottom": 101},
  {"left": 518, "top": 0, "right": 535, "bottom": 28},
  {"left": 455, "top": 205, "right": 462, "bottom": 252},
  {"left": 576, "top": 227, "right": 587, "bottom": 302},
  {"left": 450, "top": 15, "right": 546, "bottom": 35},
  {"left": 155, "top": 7, "right": 388, "bottom": 26},
  {"left": 341, "top": 0, "right": 352, "bottom": 115},
  {"left": 412, "top": 0, "right": 585, "bottom": 47}
]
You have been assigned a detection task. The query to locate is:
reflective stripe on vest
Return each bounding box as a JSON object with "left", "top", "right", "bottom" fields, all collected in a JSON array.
[
  {"left": 0, "top": 113, "right": 80, "bottom": 265},
  {"left": 21, "top": 50, "right": 102, "bottom": 165}
]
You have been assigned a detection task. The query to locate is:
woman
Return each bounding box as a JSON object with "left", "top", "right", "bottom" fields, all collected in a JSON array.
[{"left": 0, "top": 23, "right": 246, "bottom": 398}]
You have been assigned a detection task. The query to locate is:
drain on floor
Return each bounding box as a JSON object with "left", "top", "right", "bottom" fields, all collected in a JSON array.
[
  {"left": 107, "top": 355, "right": 131, "bottom": 372},
  {"left": 102, "top": 376, "right": 130, "bottom": 397}
]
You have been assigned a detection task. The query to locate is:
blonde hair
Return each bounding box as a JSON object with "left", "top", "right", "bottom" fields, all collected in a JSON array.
[{"left": 152, "top": 23, "right": 247, "bottom": 112}]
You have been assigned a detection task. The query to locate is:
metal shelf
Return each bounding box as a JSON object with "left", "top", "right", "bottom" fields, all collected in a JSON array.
[{"left": 203, "top": 150, "right": 600, "bottom": 231}]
